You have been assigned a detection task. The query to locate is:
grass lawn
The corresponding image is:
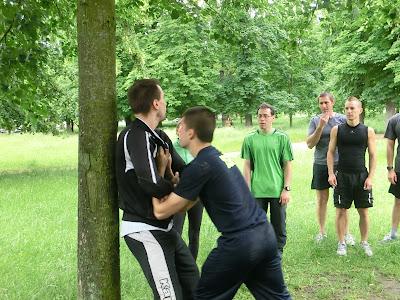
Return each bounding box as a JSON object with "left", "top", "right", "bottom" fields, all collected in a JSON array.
[{"left": 1, "top": 116, "right": 399, "bottom": 299}]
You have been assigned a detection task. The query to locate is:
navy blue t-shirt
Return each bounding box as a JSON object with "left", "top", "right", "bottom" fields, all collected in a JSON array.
[{"left": 174, "top": 146, "right": 266, "bottom": 234}]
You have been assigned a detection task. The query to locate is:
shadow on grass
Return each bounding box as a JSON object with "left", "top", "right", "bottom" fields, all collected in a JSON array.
[{"left": 0, "top": 167, "right": 77, "bottom": 178}]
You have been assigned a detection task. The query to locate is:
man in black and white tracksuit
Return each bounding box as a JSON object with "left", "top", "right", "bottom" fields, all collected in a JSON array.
[{"left": 116, "top": 79, "right": 199, "bottom": 299}]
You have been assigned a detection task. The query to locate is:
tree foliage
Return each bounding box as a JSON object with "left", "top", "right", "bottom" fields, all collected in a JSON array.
[
  {"left": 0, "top": 0, "right": 76, "bottom": 131},
  {"left": 1, "top": 0, "right": 400, "bottom": 130},
  {"left": 320, "top": 0, "right": 400, "bottom": 115}
]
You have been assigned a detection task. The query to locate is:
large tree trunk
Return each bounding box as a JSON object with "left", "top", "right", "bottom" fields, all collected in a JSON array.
[
  {"left": 385, "top": 100, "right": 397, "bottom": 122},
  {"left": 77, "top": 1, "right": 120, "bottom": 299}
]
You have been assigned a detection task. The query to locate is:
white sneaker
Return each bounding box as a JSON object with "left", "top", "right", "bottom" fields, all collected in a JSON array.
[
  {"left": 315, "top": 233, "right": 327, "bottom": 243},
  {"left": 360, "top": 241, "right": 373, "bottom": 257},
  {"left": 345, "top": 233, "right": 356, "bottom": 246},
  {"left": 381, "top": 233, "right": 397, "bottom": 243},
  {"left": 337, "top": 242, "right": 347, "bottom": 256}
]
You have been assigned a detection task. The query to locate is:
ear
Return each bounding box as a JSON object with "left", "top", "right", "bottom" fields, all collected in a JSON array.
[
  {"left": 152, "top": 99, "right": 160, "bottom": 109},
  {"left": 188, "top": 128, "right": 195, "bottom": 140}
]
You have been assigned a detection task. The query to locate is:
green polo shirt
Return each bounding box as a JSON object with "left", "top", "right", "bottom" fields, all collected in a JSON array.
[
  {"left": 241, "top": 129, "right": 294, "bottom": 198},
  {"left": 173, "top": 140, "right": 193, "bottom": 164}
]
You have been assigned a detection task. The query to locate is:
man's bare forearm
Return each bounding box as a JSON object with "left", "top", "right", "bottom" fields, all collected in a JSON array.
[{"left": 306, "top": 126, "right": 323, "bottom": 149}]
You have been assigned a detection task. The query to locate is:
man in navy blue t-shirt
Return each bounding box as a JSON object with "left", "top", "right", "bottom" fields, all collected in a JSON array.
[{"left": 153, "top": 106, "right": 291, "bottom": 300}]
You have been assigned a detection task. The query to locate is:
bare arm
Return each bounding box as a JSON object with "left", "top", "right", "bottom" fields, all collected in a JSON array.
[
  {"left": 387, "top": 138, "right": 397, "bottom": 184},
  {"left": 280, "top": 160, "right": 292, "bottom": 205},
  {"left": 306, "top": 125, "right": 324, "bottom": 149},
  {"left": 327, "top": 126, "right": 338, "bottom": 186},
  {"left": 364, "top": 128, "right": 376, "bottom": 189},
  {"left": 387, "top": 139, "right": 395, "bottom": 167},
  {"left": 152, "top": 193, "right": 198, "bottom": 220},
  {"left": 243, "top": 159, "right": 252, "bottom": 188},
  {"left": 306, "top": 114, "right": 329, "bottom": 149}
]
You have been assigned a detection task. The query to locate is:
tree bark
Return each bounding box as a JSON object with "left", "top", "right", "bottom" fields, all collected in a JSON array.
[
  {"left": 289, "top": 113, "right": 293, "bottom": 128},
  {"left": 66, "top": 118, "right": 74, "bottom": 132},
  {"left": 385, "top": 100, "right": 396, "bottom": 122},
  {"left": 245, "top": 113, "right": 252, "bottom": 127},
  {"left": 77, "top": 1, "right": 120, "bottom": 299}
]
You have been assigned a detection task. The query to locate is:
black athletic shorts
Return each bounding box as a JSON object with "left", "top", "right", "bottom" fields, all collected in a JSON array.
[
  {"left": 311, "top": 164, "right": 336, "bottom": 190},
  {"left": 333, "top": 170, "right": 373, "bottom": 209},
  {"left": 388, "top": 172, "right": 400, "bottom": 199}
]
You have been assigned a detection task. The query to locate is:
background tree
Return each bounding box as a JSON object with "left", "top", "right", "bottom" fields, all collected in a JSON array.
[
  {"left": 0, "top": 0, "right": 76, "bottom": 132},
  {"left": 320, "top": 0, "right": 400, "bottom": 119},
  {"left": 2, "top": 0, "right": 400, "bottom": 131},
  {"left": 268, "top": 0, "right": 325, "bottom": 125}
]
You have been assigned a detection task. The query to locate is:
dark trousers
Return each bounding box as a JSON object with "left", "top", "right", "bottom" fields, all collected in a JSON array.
[
  {"left": 256, "top": 198, "right": 287, "bottom": 253},
  {"left": 173, "top": 201, "right": 204, "bottom": 261},
  {"left": 124, "top": 230, "right": 199, "bottom": 300},
  {"left": 195, "top": 223, "right": 291, "bottom": 300}
]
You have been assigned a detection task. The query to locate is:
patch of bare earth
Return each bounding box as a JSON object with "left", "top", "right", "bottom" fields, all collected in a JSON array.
[{"left": 370, "top": 274, "right": 400, "bottom": 300}]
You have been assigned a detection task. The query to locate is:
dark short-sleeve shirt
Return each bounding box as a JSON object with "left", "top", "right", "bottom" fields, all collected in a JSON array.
[
  {"left": 308, "top": 113, "right": 346, "bottom": 165},
  {"left": 174, "top": 146, "right": 266, "bottom": 234},
  {"left": 385, "top": 113, "right": 400, "bottom": 172}
]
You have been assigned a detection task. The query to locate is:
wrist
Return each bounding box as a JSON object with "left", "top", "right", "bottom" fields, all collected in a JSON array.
[
  {"left": 387, "top": 166, "right": 394, "bottom": 171},
  {"left": 283, "top": 186, "right": 291, "bottom": 192}
]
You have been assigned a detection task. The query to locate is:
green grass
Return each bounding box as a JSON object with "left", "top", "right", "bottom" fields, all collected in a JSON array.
[{"left": 1, "top": 119, "right": 400, "bottom": 299}]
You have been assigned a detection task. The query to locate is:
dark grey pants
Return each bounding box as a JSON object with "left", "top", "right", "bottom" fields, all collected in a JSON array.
[
  {"left": 256, "top": 198, "right": 287, "bottom": 253},
  {"left": 195, "top": 223, "right": 291, "bottom": 300},
  {"left": 173, "top": 201, "right": 204, "bottom": 261}
]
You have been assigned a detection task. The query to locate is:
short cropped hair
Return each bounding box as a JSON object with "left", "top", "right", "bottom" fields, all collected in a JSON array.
[
  {"left": 182, "top": 106, "right": 216, "bottom": 143},
  {"left": 346, "top": 96, "right": 362, "bottom": 107},
  {"left": 127, "top": 79, "right": 161, "bottom": 114},
  {"left": 257, "top": 102, "right": 276, "bottom": 116},
  {"left": 318, "top": 92, "right": 334, "bottom": 102}
]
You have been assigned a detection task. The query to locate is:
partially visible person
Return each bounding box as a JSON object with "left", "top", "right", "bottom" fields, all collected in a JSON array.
[
  {"left": 327, "top": 97, "right": 376, "bottom": 256},
  {"left": 115, "top": 79, "right": 199, "bottom": 299},
  {"left": 173, "top": 119, "right": 204, "bottom": 260},
  {"left": 153, "top": 106, "right": 291, "bottom": 300},
  {"left": 307, "top": 92, "right": 355, "bottom": 245},
  {"left": 381, "top": 113, "right": 400, "bottom": 242},
  {"left": 241, "top": 103, "right": 293, "bottom": 255}
]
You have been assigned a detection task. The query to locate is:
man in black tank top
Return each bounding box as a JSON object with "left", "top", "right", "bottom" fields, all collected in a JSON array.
[{"left": 327, "top": 97, "right": 377, "bottom": 257}]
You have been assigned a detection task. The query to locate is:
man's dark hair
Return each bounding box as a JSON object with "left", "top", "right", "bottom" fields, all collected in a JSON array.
[
  {"left": 318, "top": 92, "right": 334, "bottom": 102},
  {"left": 257, "top": 102, "right": 276, "bottom": 116},
  {"left": 182, "top": 106, "right": 216, "bottom": 143},
  {"left": 127, "top": 79, "right": 161, "bottom": 114}
]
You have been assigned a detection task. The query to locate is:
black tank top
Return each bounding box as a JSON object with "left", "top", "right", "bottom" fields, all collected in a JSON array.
[{"left": 337, "top": 123, "right": 368, "bottom": 173}]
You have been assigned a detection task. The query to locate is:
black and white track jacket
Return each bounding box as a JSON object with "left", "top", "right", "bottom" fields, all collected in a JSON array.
[{"left": 116, "top": 118, "right": 185, "bottom": 229}]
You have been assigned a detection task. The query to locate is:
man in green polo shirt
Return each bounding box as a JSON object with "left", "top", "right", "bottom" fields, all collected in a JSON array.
[{"left": 241, "top": 102, "right": 294, "bottom": 255}]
